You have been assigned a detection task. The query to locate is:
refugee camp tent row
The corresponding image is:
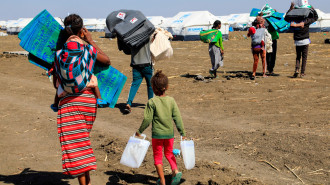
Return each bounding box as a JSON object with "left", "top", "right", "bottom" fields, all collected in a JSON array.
[
  {"left": 3, "top": 9, "right": 330, "bottom": 37},
  {"left": 160, "top": 11, "right": 230, "bottom": 41}
]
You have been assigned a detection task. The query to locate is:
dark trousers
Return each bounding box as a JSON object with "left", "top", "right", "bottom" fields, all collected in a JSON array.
[
  {"left": 266, "top": 39, "right": 277, "bottom": 73},
  {"left": 295, "top": 45, "right": 309, "bottom": 74},
  {"left": 127, "top": 65, "right": 154, "bottom": 106}
]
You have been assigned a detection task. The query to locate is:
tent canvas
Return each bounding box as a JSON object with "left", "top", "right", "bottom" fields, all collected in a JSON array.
[
  {"left": 226, "top": 13, "right": 251, "bottom": 31},
  {"left": 6, "top": 18, "right": 33, "bottom": 35},
  {"left": 0, "top": 21, "right": 7, "bottom": 30},
  {"left": 161, "top": 11, "right": 229, "bottom": 41},
  {"left": 83, "top": 18, "right": 105, "bottom": 32},
  {"left": 147, "top": 16, "right": 166, "bottom": 27}
]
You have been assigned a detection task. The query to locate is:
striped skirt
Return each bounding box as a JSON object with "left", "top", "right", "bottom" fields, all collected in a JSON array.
[{"left": 57, "top": 89, "right": 97, "bottom": 177}]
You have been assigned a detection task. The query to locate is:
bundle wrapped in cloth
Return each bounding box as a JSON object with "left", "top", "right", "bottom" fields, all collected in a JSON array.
[
  {"left": 285, "top": 0, "right": 314, "bottom": 23},
  {"left": 250, "top": 4, "right": 290, "bottom": 32},
  {"left": 292, "top": 0, "right": 312, "bottom": 9},
  {"left": 150, "top": 28, "right": 173, "bottom": 61},
  {"left": 106, "top": 10, "right": 155, "bottom": 52}
]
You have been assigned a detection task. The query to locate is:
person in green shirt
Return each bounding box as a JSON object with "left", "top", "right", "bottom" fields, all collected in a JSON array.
[
  {"left": 208, "top": 20, "right": 224, "bottom": 78},
  {"left": 266, "top": 24, "right": 279, "bottom": 75},
  {"left": 136, "top": 70, "right": 186, "bottom": 185}
]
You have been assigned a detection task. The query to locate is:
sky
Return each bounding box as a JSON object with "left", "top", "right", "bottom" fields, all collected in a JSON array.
[{"left": 0, "top": 0, "right": 329, "bottom": 20}]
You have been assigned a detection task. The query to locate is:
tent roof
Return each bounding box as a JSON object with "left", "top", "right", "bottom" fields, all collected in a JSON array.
[
  {"left": 0, "top": 21, "right": 7, "bottom": 26},
  {"left": 147, "top": 16, "right": 166, "bottom": 26},
  {"left": 6, "top": 18, "right": 32, "bottom": 28},
  {"left": 161, "top": 11, "right": 218, "bottom": 28},
  {"left": 315, "top": 9, "right": 330, "bottom": 20},
  {"left": 226, "top": 13, "right": 251, "bottom": 24}
]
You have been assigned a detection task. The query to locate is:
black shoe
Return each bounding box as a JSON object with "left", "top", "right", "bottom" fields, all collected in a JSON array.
[
  {"left": 250, "top": 76, "right": 255, "bottom": 80},
  {"left": 123, "top": 105, "right": 131, "bottom": 114},
  {"left": 293, "top": 72, "right": 299, "bottom": 78}
]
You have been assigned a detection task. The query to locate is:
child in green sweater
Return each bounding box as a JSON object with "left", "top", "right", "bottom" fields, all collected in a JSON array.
[{"left": 136, "top": 70, "right": 186, "bottom": 185}]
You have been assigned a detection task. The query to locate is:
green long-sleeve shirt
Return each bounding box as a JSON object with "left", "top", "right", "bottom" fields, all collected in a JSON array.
[
  {"left": 137, "top": 96, "right": 186, "bottom": 139},
  {"left": 214, "top": 30, "right": 224, "bottom": 51}
]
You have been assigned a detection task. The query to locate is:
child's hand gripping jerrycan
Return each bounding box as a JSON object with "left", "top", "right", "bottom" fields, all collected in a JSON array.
[{"left": 120, "top": 133, "right": 150, "bottom": 168}]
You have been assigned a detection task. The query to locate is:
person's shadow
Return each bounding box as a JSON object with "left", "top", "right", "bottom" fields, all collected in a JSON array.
[
  {"left": 0, "top": 168, "right": 74, "bottom": 185},
  {"left": 116, "top": 103, "right": 146, "bottom": 115},
  {"left": 105, "top": 171, "right": 185, "bottom": 185}
]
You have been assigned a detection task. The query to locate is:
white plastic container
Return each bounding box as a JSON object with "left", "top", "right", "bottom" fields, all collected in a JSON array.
[
  {"left": 180, "top": 137, "right": 195, "bottom": 170},
  {"left": 120, "top": 133, "right": 150, "bottom": 168}
]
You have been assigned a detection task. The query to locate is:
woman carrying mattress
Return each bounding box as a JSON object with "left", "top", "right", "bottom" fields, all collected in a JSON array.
[{"left": 53, "top": 14, "right": 110, "bottom": 185}]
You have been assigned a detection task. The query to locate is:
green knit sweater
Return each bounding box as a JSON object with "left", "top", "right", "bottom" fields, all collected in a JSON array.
[{"left": 137, "top": 96, "right": 186, "bottom": 139}]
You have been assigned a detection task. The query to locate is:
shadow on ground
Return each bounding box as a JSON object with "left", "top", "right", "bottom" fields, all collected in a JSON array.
[
  {"left": 0, "top": 168, "right": 74, "bottom": 185},
  {"left": 115, "top": 103, "right": 146, "bottom": 115},
  {"left": 105, "top": 171, "right": 185, "bottom": 185},
  {"left": 181, "top": 71, "right": 280, "bottom": 81}
]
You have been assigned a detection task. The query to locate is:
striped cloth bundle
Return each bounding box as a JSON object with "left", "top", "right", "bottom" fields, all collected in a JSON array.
[{"left": 18, "top": 9, "right": 64, "bottom": 70}]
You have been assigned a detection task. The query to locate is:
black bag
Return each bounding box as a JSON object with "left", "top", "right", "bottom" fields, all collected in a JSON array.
[{"left": 285, "top": 8, "right": 314, "bottom": 22}]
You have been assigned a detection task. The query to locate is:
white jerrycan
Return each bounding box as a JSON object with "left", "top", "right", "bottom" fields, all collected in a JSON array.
[
  {"left": 120, "top": 133, "right": 150, "bottom": 168},
  {"left": 180, "top": 136, "right": 195, "bottom": 170}
]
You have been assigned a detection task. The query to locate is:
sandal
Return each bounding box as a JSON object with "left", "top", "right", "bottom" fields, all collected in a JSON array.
[
  {"left": 171, "top": 172, "right": 182, "bottom": 185},
  {"left": 209, "top": 70, "right": 215, "bottom": 78},
  {"left": 156, "top": 179, "right": 161, "bottom": 185},
  {"left": 97, "top": 98, "right": 107, "bottom": 105},
  {"left": 50, "top": 104, "right": 58, "bottom": 112},
  {"left": 123, "top": 104, "right": 131, "bottom": 114}
]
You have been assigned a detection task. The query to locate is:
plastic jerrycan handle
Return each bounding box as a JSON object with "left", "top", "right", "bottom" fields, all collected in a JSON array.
[{"left": 134, "top": 133, "right": 146, "bottom": 140}]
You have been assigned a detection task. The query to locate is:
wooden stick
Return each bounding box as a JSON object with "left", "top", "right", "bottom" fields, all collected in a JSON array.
[
  {"left": 284, "top": 164, "right": 304, "bottom": 184},
  {"left": 258, "top": 160, "right": 280, "bottom": 171}
]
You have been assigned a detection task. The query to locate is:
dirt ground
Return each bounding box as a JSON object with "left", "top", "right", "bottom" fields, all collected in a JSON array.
[{"left": 0, "top": 31, "right": 329, "bottom": 185}]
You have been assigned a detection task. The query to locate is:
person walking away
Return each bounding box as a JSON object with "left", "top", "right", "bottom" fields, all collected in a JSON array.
[
  {"left": 266, "top": 24, "right": 279, "bottom": 75},
  {"left": 53, "top": 14, "right": 110, "bottom": 185},
  {"left": 285, "top": 2, "right": 318, "bottom": 78},
  {"left": 124, "top": 41, "right": 154, "bottom": 113},
  {"left": 135, "top": 70, "right": 186, "bottom": 185},
  {"left": 248, "top": 16, "right": 269, "bottom": 80},
  {"left": 208, "top": 20, "right": 224, "bottom": 78}
]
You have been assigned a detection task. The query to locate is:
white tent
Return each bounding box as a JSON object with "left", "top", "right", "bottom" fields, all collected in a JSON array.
[
  {"left": 83, "top": 18, "right": 105, "bottom": 32},
  {"left": 147, "top": 16, "right": 166, "bottom": 27},
  {"left": 0, "top": 21, "right": 7, "bottom": 30},
  {"left": 316, "top": 9, "right": 330, "bottom": 32},
  {"left": 161, "top": 11, "right": 229, "bottom": 41},
  {"left": 225, "top": 13, "right": 251, "bottom": 31},
  {"left": 6, "top": 18, "right": 32, "bottom": 35}
]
